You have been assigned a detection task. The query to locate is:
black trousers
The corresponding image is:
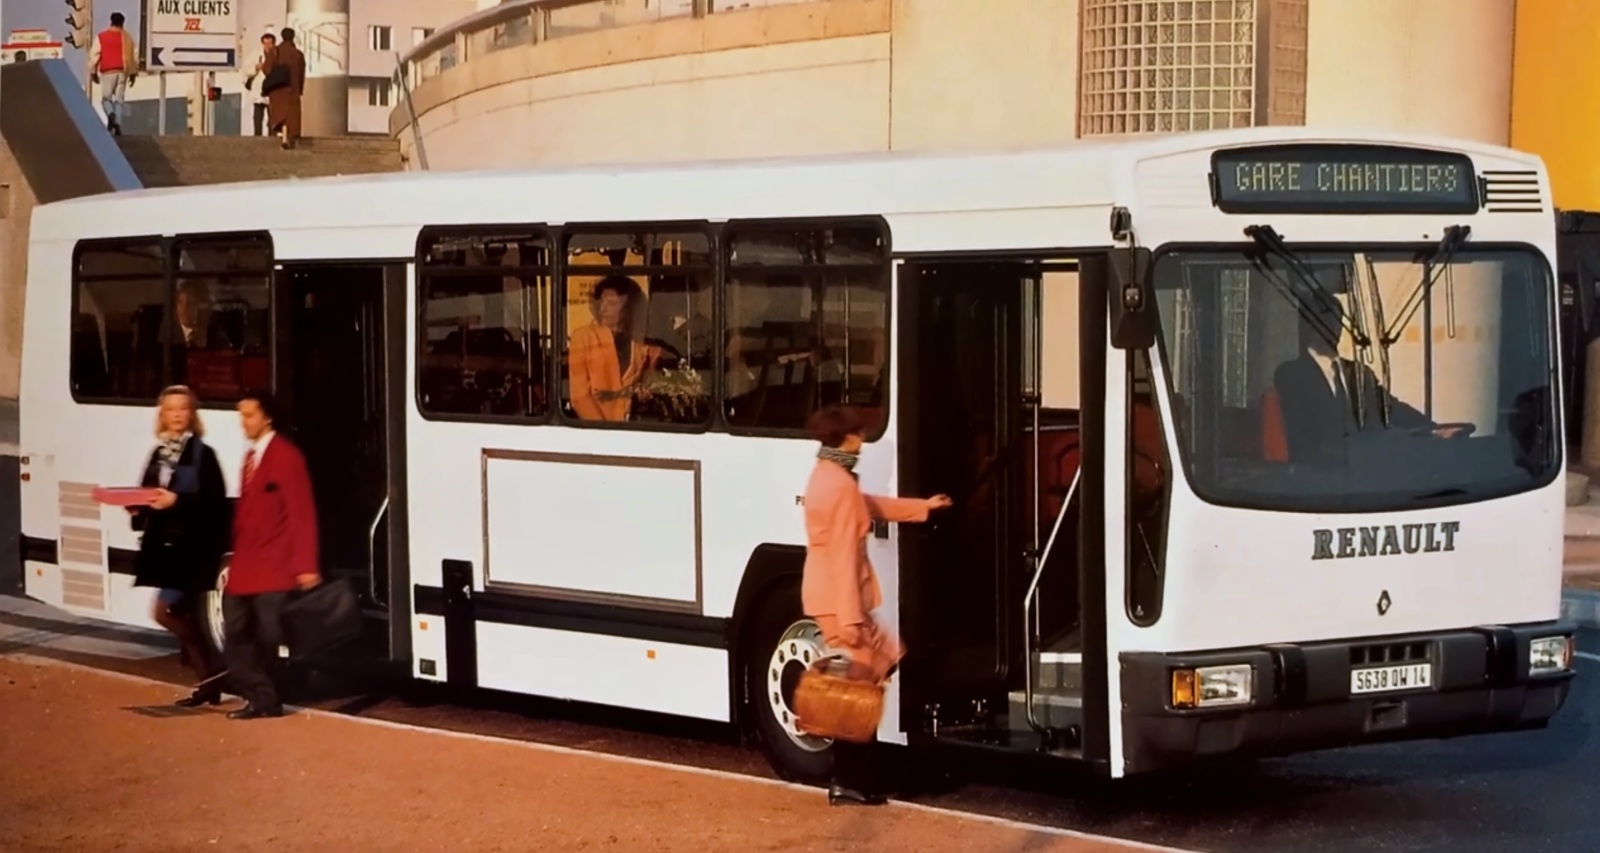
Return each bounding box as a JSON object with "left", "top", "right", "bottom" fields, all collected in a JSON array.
[
  {"left": 832, "top": 740, "right": 886, "bottom": 794},
  {"left": 223, "top": 591, "right": 289, "bottom": 708}
]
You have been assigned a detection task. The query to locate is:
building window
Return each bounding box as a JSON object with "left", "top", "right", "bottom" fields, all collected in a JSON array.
[
  {"left": 366, "top": 78, "right": 392, "bottom": 107},
  {"left": 722, "top": 223, "right": 890, "bottom": 434},
  {"left": 368, "top": 25, "right": 392, "bottom": 52},
  {"left": 418, "top": 229, "right": 551, "bottom": 419},
  {"left": 561, "top": 230, "right": 714, "bottom": 427},
  {"left": 1077, "top": 0, "right": 1308, "bottom": 136},
  {"left": 70, "top": 236, "right": 273, "bottom": 404},
  {"left": 412, "top": 27, "right": 434, "bottom": 47}
]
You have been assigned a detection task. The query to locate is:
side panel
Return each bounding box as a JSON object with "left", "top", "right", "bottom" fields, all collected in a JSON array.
[{"left": 1079, "top": 254, "right": 1115, "bottom": 773}]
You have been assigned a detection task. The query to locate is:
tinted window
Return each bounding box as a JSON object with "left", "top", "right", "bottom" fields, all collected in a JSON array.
[
  {"left": 71, "top": 242, "right": 167, "bottom": 401},
  {"left": 418, "top": 229, "right": 551, "bottom": 418},
  {"left": 723, "top": 224, "right": 890, "bottom": 433},
  {"left": 171, "top": 238, "right": 272, "bottom": 402},
  {"left": 561, "top": 229, "right": 713, "bottom": 426}
]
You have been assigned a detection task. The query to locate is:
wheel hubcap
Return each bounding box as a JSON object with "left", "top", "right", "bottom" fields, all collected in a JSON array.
[
  {"left": 766, "top": 619, "right": 833, "bottom": 752},
  {"left": 202, "top": 564, "right": 228, "bottom": 654}
]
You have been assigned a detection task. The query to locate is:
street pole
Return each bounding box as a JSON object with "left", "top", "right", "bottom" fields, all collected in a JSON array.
[{"left": 157, "top": 73, "right": 167, "bottom": 135}]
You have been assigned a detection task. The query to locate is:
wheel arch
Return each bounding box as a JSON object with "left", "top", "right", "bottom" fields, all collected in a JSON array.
[{"left": 725, "top": 543, "right": 805, "bottom": 734}]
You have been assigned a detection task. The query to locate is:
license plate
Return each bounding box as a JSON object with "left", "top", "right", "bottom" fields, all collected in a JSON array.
[{"left": 1350, "top": 662, "right": 1432, "bottom": 695}]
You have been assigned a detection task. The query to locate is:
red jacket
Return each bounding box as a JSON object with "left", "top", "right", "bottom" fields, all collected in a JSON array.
[{"left": 228, "top": 433, "right": 319, "bottom": 595}]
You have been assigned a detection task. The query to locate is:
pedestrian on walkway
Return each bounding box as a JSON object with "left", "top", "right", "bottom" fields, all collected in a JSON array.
[
  {"left": 266, "top": 27, "right": 307, "bottom": 149},
  {"left": 243, "top": 29, "right": 278, "bottom": 136},
  {"left": 89, "top": 12, "right": 138, "bottom": 135},
  {"left": 800, "top": 404, "right": 950, "bottom": 806},
  {"left": 128, "top": 385, "right": 230, "bottom": 707},
  {"left": 223, "top": 390, "right": 320, "bottom": 719}
]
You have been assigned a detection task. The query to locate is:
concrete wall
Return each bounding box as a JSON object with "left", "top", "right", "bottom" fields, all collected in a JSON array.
[
  {"left": 403, "top": 0, "right": 1528, "bottom": 172},
  {"left": 398, "top": 0, "right": 1087, "bottom": 169},
  {"left": 1510, "top": 0, "right": 1600, "bottom": 211},
  {"left": 1304, "top": 0, "right": 1515, "bottom": 144},
  {"left": 0, "top": 137, "right": 39, "bottom": 402}
]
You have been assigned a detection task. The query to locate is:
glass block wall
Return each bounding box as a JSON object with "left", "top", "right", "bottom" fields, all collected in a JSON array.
[{"left": 1078, "top": 0, "right": 1307, "bottom": 136}]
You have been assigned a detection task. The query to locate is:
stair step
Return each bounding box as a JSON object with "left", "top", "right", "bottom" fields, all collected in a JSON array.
[
  {"left": 1007, "top": 689, "right": 1084, "bottom": 732},
  {"left": 1033, "top": 650, "right": 1082, "bottom": 692},
  {"left": 115, "top": 134, "right": 404, "bottom": 188}
]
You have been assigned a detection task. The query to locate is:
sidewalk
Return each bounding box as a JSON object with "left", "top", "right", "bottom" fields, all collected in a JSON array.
[{"left": 0, "top": 655, "right": 1182, "bottom": 853}]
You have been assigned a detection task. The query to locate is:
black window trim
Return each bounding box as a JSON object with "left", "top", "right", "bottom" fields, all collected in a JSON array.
[
  {"left": 1146, "top": 238, "right": 1563, "bottom": 515},
  {"left": 414, "top": 222, "right": 559, "bottom": 426},
  {"left": 68, "top": 230, "right": 275, "bottom": 410},
  {"left": 411, "top": 216, "right": 893, "bottom": 441}
]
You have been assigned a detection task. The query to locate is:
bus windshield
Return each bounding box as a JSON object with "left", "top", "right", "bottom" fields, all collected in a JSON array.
[{"left": 1150, "top": 244, "right": 1558, "bottom": 513}]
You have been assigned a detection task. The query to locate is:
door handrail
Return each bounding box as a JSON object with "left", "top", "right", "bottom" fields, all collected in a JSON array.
[
  {"left": 368, "top": 495, "right": 391, "bottom": 608},
  {"left": 1022, "top": 469, "right": 1079, "bottom": 736}
]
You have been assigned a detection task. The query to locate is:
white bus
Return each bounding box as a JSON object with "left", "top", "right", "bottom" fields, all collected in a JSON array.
[{"left": 17, "top": 127, "right": 1577, "bottom": 781}]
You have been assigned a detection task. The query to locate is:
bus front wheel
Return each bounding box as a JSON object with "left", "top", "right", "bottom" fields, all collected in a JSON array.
[{"left": 742, "top": 581, "right": 835, "bottom": 786}]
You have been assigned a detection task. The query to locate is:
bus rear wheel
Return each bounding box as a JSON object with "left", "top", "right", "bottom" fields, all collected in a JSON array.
[
  {"left": 189, "top": 559, "right": 229, "bottom": 681},
  {"left": 742, "top": 582, "right": 835, "bottom": 786}
]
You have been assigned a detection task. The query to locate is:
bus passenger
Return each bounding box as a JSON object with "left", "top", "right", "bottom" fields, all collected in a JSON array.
[
  {"left": 225, "top": 390, "right": 321, "bottom": 719},
  {"left": 128, "top": 385, "right": 230, "bottom": 707},
  {"left": 801, "top": 404, "right": 952, "bottom": 806},
  {"left": 568, "top": 275, "right": 662, "bottom": 421}
]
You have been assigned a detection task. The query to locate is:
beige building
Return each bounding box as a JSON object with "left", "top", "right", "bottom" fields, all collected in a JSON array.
[{"left": 395, "top": 0, "right": 1517, "bottom": 170}]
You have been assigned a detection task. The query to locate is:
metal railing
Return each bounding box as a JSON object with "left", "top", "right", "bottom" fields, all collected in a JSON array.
[
  {"left": 393, "top": 51, "right": 430, "bottom": 170},
  {"left": 398, "top": 0, "right": 822, "bottom": 89}
]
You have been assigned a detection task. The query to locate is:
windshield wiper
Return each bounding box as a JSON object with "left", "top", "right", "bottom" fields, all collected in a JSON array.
[
  {"left": 1380, "top": 224, "right": 1471, "bottom": 346},
  {"left": 1245, "top": 225, "right": 1374, "bottom": 426}
]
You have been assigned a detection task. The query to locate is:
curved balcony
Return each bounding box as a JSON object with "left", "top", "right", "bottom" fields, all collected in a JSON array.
[{"left": 391, "top": 0, "right": 893, "bottom": 168}]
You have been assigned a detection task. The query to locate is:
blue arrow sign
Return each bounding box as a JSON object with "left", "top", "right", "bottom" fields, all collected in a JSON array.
[{"left": 151, "top": 46, "right": 236, "bottom": 69}]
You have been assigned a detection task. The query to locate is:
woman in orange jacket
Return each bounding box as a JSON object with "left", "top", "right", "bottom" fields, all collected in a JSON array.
[{"left": 801, "top": 404, "right": 951, "bottom": 805}]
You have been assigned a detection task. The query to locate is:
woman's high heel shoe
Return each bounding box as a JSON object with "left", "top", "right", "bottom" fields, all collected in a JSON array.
[{"left": 175, "top": 689, "right": 221, "bottom": 708}]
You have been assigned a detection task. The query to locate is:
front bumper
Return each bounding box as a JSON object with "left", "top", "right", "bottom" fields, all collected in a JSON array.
[{"left": 1119, "top": 622, "right": 1576, "bottom": 774}]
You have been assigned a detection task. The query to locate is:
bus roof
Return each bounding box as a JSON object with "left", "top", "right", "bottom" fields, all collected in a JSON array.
[{"left": 32, "top": 126, "right": 1546, "bottom": 245}]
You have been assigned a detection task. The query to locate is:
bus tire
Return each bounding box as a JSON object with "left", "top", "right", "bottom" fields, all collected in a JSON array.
[{"left": 741, "top": 580, "right": 835, "bottom": 787}]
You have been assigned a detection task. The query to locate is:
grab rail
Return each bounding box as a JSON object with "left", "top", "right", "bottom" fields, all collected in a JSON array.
[
  {"left": 1021, "top": 470, "right": 1079, "bottom": 736},
  {"left": 367, "top": 496, "right": 391, "bottom": 607}
]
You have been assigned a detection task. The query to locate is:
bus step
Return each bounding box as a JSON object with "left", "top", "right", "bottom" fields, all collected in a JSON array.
[
  {"left": 1007, "top": 688, "right": 1083, "bottom": 733},
  {"left": 929, "top": 724, "right": 1085, "bottom": 763},
  {"left": 1033, "top": 650, "right": 1082, "bottom": 693}
]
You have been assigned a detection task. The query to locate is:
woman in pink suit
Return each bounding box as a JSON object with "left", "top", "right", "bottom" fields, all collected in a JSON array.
[{"left": 802, "top": 404, "right": 951, "bottom": 806}]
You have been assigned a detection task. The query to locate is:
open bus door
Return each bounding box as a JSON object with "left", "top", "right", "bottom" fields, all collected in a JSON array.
[
  {"left": 898, "top": 254, "right": 1122, "bottom": 771},
  {"left": 269, "top": 261, "right": 412, "bottom": 671}
]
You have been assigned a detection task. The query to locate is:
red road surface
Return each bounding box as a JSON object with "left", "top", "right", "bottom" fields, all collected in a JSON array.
[{"left": 0, "top": 657, "right": 1177, "bottom": 853}]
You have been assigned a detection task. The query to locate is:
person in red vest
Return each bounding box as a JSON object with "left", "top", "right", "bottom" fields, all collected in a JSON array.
[
  {"left": 88, "top": 12, "right": 138, "bottom": 136},
  {"left": 224, "top": 389, "right": 320, "bottom": 719}
]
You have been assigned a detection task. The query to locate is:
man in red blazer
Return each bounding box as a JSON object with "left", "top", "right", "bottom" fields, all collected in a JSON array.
[{"left": 224, "top": 390, "right": 319, "bottom": 719}]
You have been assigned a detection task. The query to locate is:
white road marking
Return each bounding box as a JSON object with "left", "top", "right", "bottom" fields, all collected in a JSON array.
[
  {"left": 8, "top": 653, "right": 1201, "bottom": 853},
  {"left": 1574, "top": 650, "right": 1600, "bottom": 663}
]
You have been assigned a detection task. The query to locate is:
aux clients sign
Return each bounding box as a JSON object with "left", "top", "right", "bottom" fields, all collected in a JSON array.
[{"left": 145, "top": 0, "right": 240, "bottom": 71}]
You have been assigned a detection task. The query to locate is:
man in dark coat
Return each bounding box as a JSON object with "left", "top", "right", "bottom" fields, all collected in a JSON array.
[{"left": 268, "top": 27, "right": 307, "bottom": 149}]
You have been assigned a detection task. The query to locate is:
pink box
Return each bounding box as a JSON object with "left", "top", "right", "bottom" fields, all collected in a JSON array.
[{"left": 91, "top": 486, "right": 161, "bottom": 507}]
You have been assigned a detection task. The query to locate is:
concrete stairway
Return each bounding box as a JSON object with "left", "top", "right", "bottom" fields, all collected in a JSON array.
[{"left": 115, "top": 134, "right": 404, "bottom": 188}]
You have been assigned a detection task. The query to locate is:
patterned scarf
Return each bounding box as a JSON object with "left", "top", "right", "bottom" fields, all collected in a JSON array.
[
  {"left": 156, "top": 433, "right": 189, "bottom": 486},
  {"left": 817, "top": 446, "right": 859, "bottom": 476}
]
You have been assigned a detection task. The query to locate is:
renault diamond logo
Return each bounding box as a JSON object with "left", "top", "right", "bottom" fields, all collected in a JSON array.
[{"left": 1376, "top": 590, "right": 1392, "bottom": 616}]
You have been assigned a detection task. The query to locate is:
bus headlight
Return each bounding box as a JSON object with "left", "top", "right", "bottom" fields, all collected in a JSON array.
[
  {"left": 1529, "top": 636, "right": 1573, "bottom": 676},
  {"left": 1171, "top": 663, "right": 1254, "bottom": 709}
]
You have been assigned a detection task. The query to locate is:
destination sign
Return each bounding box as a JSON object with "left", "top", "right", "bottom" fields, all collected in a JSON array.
[{"left": 1211, "top": 145, "right": 1480, "bottom": 214}]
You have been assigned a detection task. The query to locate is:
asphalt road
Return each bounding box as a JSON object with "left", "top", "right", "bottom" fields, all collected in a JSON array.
[{"left": 3, "top": 599, "right": 1594, "bottom": 853}]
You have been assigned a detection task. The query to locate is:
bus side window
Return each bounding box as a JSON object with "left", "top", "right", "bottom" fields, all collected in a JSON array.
[
  {"left": 71, "top": 241, "right": 167, "bottom": 401},
  {"left": 170, "top": 238, "right": 273, "bottom": 403},
  {"left": 722, "top": 223, "right": 890, "bottom": 433},
  {"left": 559, "top": 229, "right": 713, "bottom": 427},
  {"left": 417, "top": 228, "right": 550, "bottom": 420},
  {"left": 1127, "top": 348, "right": 1169, "bottom": 626}
]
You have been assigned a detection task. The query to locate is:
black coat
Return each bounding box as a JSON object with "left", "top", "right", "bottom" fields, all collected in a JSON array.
[{"left": 130, "top": 436, "right": 230, "bottom": 593}]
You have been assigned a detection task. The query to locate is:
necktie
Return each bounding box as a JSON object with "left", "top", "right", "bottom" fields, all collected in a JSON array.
[{"left": 242, "top": 448, "right": 257, "bottom": 489}]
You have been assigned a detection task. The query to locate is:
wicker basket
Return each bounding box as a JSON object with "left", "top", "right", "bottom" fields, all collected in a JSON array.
[{"left": 793, "top": 661, "right": 884, "bottom": 743}]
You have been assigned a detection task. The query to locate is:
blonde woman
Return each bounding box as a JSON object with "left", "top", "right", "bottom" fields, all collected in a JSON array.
[{"left": 128, "top": 385, "right": 230, "bottom": 706}]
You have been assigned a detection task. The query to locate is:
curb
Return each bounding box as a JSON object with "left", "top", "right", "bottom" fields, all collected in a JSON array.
[{"left": 1561, "top": 587, "right": 1600, "bottom": 630}]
